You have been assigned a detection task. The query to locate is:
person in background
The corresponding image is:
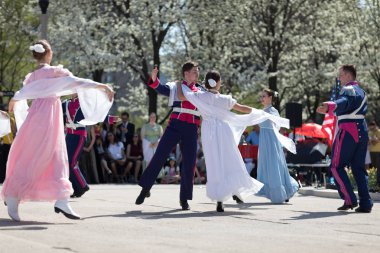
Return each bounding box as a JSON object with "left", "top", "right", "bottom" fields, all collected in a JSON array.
[
  {"left": 141, "top": 112, "right": 163, "bottom": 170},
  {"left": 0, "top": 109, "right": 15, "bottom": 183},
  {"left": 125, "top": 134, "right": 144, "bottom": 183},
  {"left": 105, "top": 131, "right": 127, "bottom": 183},
  {"left": 246, "top": 125, "right": 260, "bottom": 145},
  {"left": 161, "top": 157, "right": 181, "bottom": 184},
  {"left": 368, "top": 120, "right": 380, "bottom": 188},
  {"left": 117, "top": 112, "right": 135, "bottom": 148}
]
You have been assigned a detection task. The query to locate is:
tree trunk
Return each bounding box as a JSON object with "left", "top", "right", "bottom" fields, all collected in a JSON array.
[
  {"left": 148, "top": 87, "right": 157, "bottom": 115},
  {"left": 148, "top": 47, "right": 161, "bottom": 114}
]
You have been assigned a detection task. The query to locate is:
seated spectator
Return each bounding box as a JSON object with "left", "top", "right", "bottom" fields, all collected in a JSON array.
[
  {"left": 196, "top": 150, "right": 207, "bottom": 180},
  {"left": 161, "top": 157, "right": 181, "bottom": 184},
  {"left": 94, "top": 135, "right": 113, "bottom": 183},
  {"left": 287, "top": 137, "right": 327, "bottom": 164},
  {"left": 105, "top": 132, "right": 127, "bottom": 183},
  {"left": 125, "top": 134, "right": 144, "bottom": 183},
  {"left": 194, "top": 166, "right": 206, "bottom": 184},
  {"left": 239, "top": 130, "right": 249, "bottom": 144},
  {"left": 288, "top": 131, "right": 305, "bottom": 143}
]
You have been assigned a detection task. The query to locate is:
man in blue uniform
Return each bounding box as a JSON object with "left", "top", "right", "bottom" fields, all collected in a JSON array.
[
  {"left": 135, "top": 61, "right": 201, "bottom": 210},
  {"left": 317, "top": 64, "right": 373, "bottom": 213}
]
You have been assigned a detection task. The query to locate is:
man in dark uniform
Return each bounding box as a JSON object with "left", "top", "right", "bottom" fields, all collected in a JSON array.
[
  {"left": 317, "top": 64, "right": 373, "bottom": 213},
  {"left": 135, "top": 61, "right": 201, "bottom": 210},
  {"left": 63, "top": 96, "right": 117, "bottom": 197}
]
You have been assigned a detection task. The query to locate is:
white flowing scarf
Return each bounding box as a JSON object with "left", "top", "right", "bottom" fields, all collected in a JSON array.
[
  {"left": 12, "top": 75, "right": 113, "bottom": 129},
  {"left": 181, "top": 85, "right": 296, "bottom": 154},
  {"left": 0, "top": 112, "right": 11, "bottom": 138}
]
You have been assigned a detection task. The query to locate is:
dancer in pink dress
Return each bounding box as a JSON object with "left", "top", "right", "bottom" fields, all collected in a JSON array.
[{"left": 1, "top": 40, "right": 114, "bottom": 221}]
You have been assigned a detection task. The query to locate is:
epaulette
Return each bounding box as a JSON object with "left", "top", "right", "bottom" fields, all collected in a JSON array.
[{"left": 340, "top": 85, "right": 356, "bottom": 96}]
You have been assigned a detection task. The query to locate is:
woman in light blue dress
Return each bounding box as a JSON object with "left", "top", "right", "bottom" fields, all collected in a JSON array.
[{"left": 257, "top": 88, "right": 299, "bottom": 203}]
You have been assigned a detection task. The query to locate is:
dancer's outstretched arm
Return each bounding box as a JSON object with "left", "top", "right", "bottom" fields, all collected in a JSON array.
[{"left": 232, "top": 103, "right": 252, "bottom": 114}]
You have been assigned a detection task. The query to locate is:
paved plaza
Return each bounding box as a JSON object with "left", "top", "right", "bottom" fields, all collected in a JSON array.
[{"left": 0, "top": 184, "right": 379, "bottom": 253}]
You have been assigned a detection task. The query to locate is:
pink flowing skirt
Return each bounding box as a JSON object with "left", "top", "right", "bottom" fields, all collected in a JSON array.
[{"left": 1, "top": 97, "right": 73, "bottom": 202}]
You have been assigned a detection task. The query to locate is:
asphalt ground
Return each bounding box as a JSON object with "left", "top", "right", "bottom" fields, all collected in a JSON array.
[{"left": 0, "top": 184, "right": 379, "bottom": 253}]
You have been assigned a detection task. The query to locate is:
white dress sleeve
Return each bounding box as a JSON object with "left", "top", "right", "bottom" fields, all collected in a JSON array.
[
  {"left": 181, "top": 85, "right": 296, "bottom": 154},
  {"left": 213, "top": 94, "right": 237, "bottom": 110},
  {"left": 13, "top": 69, "right": 113, "bottom": 128}
]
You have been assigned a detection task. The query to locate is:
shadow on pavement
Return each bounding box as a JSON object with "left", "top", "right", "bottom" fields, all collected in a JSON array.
[
  {"left": 0, "top": 218, "right": 73, "bottom": 230},
  {"left": 283, "top": 210, "right": 353, "bottom": 220},
  {"left": 82, "top": 206, "right": 254, "bottom": 220}
]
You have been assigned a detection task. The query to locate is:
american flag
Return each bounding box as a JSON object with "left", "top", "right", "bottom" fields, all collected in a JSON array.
[{"left": 321, "top": 78, "right": 340, "bottom": 146}]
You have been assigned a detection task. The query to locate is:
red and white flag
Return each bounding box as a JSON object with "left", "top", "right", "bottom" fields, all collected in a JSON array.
[{"left": 321, "top": 114, "right": 337, "bottom": 147}]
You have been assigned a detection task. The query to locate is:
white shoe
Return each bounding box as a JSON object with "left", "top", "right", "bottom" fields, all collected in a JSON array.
[
  {"left": 6, "top": 197, "right": 20, "bottom": 222},
  {"left": 54, "top": 199, "right": 81, "bottom": 220}
]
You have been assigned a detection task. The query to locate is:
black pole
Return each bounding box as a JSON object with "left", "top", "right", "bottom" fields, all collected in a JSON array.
[
  {"left": 38, "top": 0, "right": 49, "bottom": 39},
  {"left": 38, "top": 0, "right": 49, "bottom": 14}
]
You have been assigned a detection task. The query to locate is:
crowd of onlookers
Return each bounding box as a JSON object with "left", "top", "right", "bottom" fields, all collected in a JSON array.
[{"left": 72, "top": 111, "right": 207, "bottom": 185}]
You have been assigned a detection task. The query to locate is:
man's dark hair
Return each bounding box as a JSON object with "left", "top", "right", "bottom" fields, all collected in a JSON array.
[
  {"left": 341, "top": 64, "right": 357, "bottom": 79},
  {"left": 121, "top": 112, "right": 129, "bottom": 118},
  {"left": 182, "top": 61, "right": 198, "bottom": 77}
]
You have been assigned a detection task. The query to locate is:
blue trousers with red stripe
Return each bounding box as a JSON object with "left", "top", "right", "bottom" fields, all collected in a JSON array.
[
  {"left": 139, "top": 119, "right": 198, "bottom": 201},
  {"left": 66, "top": 134, "right": 89, "bottom": 197},
  {"left": 331, "top": 129, "right": 373, "bottom": 209}
]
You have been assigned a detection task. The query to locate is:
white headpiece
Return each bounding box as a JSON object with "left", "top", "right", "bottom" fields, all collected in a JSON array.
[
  {"left": 274, "top": 91, "right": 279, "bottom": 97},
  {"left": 208, "top": 79, "right": 217, "bottom": 88},
  {"left": 29, "top": 44, "right": 45, "bottom": 53}
]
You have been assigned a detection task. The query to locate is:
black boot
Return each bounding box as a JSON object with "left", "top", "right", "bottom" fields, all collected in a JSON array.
[
  {"left": 355, "top": 206, "right": 372, "bottom": 213},
  {"left": 337, "top": 202, "right": 358, "bottom": 211},
  {"left": 180, "top": 200, "right": 190, "bottom": 210},
  {"left": 216, "top": 202, "right": 224, "bottom": 212},
  {"left": 232, "top": 195, "right": 244, "bottom": 204},
  {"left": 135, "top": 188, "right": 151, "bottom": 205}
]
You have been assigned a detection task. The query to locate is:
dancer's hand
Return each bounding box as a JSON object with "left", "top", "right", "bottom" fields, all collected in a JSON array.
[
  {"left": 316, "top": 104, "right": 328, "bottom": 114},
  {"left": 0, "top": 110, "right": 9, "bottom": 118},
  {"left": 151, "top": 66, "right": 158, "bottom": 82},
  {"left": 8, "top": 99, "right": 16, "bottom": 113},
  {"left": 98, "top": 84, "right": 115, "bottom": 101}
]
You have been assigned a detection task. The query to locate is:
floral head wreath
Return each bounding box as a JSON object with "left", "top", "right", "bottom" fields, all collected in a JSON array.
[
  {"left": 208, "top": 79, "right": 217, "bottom": 88},
  {"left": 29, "top": 44, "right": 45, "bottom": 53}
]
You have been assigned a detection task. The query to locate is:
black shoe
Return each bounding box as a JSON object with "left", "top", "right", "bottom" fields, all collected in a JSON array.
[
  {"left": 216, "top": 202, "right": 224, "bottom": 212},
  {"left": 337, "top": 203, "right": 358, "bottom": 211},
  {"left": 232, "top": 195, "right": 244, "bottom": 204},
  {"left": 180, "top": 200, "right": 190, "bottom": 210},
  {"left": 285, "top": 199, "right": 289, "bottom": 203},
  {"left": 355, "top": 206, "right": 372, "bottom": 213},
  {"left": 135, "top": 188, "right": 151, "bottom": 205}
]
